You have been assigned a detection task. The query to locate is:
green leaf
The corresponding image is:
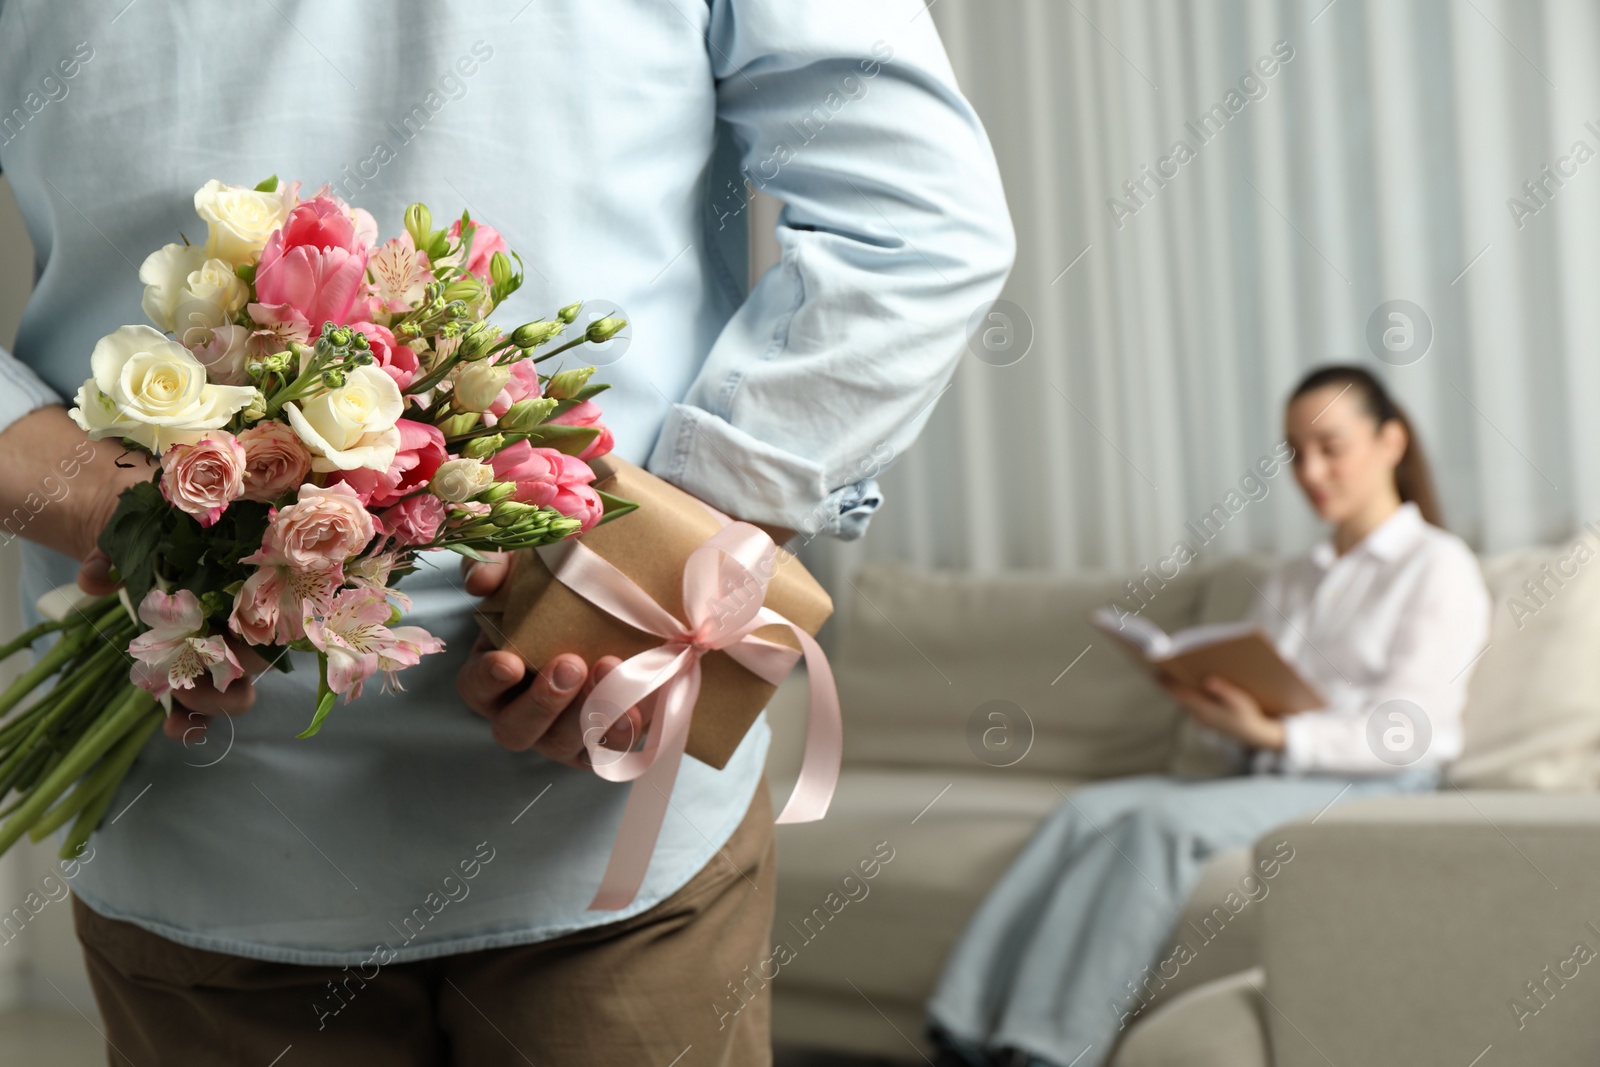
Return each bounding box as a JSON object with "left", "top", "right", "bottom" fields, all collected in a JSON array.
[
  {"left": 296, "top": 690, "right": 337, "bottom": 739},
  {"left": 96, "top": 480, "right": 166, "bottom": 605},
  {"left": 297, "top": 656, "right": 336, "bottom": 739},
  {"left": 445, "top": 544, "right": 495, "bottom": 562},
  {"left": 254, "top": 175, "right": 279, "bottom": 192},
  {"left": 525, "top": 424, "right": 600, "bottom": 456},
  {"left": 596, "top": 490, "right": 639, "bottom": 525},
  {"left": 572, "top": 381, "right": 611, "bottom": 402}
]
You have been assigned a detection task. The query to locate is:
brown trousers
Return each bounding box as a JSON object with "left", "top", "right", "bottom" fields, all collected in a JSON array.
[{"left": 71, "top": 783, "right": 776, "bottom": 1066}]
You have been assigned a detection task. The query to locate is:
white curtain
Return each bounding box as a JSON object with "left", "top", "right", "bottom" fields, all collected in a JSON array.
[{"left": 790, "top": 0, "right": 1600, "bottom": 590}]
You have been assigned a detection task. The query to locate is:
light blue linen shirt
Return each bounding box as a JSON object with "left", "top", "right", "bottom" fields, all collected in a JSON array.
[{"left": 0, "top": 0, "right": 1013, "bottom": 964}]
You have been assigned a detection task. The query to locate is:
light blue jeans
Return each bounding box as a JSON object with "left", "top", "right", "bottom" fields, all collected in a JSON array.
[{"left": 926, "top": 770, "right": 1437, "bottom": 1066}]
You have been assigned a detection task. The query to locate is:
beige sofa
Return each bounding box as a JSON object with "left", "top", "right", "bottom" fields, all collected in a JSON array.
[{"left": 763, "top": 538, "right": 1600, "bottom": 1066}]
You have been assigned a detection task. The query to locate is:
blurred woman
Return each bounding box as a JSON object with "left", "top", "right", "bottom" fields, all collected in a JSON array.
[{"left": 927, "top": 365, "right": 1491, "bottom": 1067}]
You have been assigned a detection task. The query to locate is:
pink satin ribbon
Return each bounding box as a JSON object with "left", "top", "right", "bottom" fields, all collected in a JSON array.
[{"left": 535, "top": 521, "right": 841, "bottom": 911}]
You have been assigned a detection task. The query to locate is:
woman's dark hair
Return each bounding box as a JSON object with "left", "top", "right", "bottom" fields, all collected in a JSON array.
[{"left": 1289, "top": 364, "right": 1443, "bottom": 528}]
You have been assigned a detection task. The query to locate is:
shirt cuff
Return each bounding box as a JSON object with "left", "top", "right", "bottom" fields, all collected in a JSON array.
[
  {"left": 0, "top": 347, "right": 64, "bottom": 436},
  {"left": 646, "top": 403, "right": 884, "bottom": 541}
]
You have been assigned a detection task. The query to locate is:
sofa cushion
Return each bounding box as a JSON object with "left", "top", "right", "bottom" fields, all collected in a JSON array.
[
  {"left": 832, "top": 563, "right": 1207, "bottom": 780},
  {"left": 1109, "top": 968, "right": 1270, "bottom": 1067},
  {"left": 770, "top": 766, "right": 1086, "bottom": 1004},
  {"left": 1449, "top": 536, "right": 1600, "bottom": 789}
]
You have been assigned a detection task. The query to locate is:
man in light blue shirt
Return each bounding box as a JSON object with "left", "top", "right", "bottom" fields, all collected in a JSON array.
[{"left": 0, "top": 0, "right": 1013, "bottom": 1060}]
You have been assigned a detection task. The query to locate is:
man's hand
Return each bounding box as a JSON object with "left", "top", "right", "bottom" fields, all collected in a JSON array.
[
  {"left": 0, "top": 408, "right": 259, "bottom": 741},
  {"left": 454, "top": 518, "right": 795, "bottom": 765},
  {"left": 1157, "top": 672, "right": 1286, "bottom": 750},
  {"left": 456, "top": 553, "right": 644, "bottom": 766}
]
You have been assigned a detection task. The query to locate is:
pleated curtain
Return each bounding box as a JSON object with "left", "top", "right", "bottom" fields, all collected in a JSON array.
[{"left": 774, "top": 0, "right": 1600, "bottom": 595}]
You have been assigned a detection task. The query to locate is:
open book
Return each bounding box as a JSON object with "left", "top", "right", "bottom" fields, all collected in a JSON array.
[{"left": 1090, "top": 608, "right": 1325, "bottom": 716}]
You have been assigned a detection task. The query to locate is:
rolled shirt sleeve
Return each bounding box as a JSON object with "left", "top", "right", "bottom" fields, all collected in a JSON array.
[
  {"left": 646, "top": 0, "right": 1016, "bottom": 539},
  {"left": 0, "top": 344, "right": 63, "bottom": 436}
]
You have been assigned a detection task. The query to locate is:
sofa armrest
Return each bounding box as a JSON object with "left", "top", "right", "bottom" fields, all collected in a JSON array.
[{"left": 1256, "top": 791, "right": 1600, "bottom": 1067}]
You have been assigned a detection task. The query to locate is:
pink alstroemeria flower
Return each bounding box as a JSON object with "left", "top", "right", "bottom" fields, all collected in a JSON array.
[
  {"left": 128, "top": 589, "right": 244, "bottom": 699},
  {"left": 302, "top": 587, "right": 444, "bottom": 701}
]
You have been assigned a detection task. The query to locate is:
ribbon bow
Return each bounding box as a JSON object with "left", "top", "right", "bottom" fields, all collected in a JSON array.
[{"left": 535, "top": 521, "right": 841, "bottom": 911}]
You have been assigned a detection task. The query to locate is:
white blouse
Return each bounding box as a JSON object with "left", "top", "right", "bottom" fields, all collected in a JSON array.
[{"left": 1237, "top": 501, "right": 1492, "bottom": 776}]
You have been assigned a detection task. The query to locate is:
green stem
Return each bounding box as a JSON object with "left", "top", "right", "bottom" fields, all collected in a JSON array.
[
  {"left": 0, "top": 638, "right": 127, "bottom": 784},
  {"left": 0, "top": 685, "right": 155, "bottom": 858},
  {"left": 531, "top": 335, "right": 589, "bottom": 364},
  {"left": 0, "top": 613, "right": 105, "bottom": 721},
  {"left": 30, "top": 711, "right": 160, "bottom": 844},
  {"left": 0, "top": 616, "right": 72, "bottom": 663}
]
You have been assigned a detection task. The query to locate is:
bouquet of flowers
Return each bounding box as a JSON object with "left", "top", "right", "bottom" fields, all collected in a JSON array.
[{"left": 0, "top": 177, "right": 634, "bottom": 861}]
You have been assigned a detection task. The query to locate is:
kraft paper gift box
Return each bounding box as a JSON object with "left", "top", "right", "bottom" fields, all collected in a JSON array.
[{"left": 477, "top": 455, "right": 834, "bottom": 769}]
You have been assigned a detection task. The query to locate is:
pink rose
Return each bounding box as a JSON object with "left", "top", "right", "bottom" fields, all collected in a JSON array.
[
  {"left": 237, "top": 422, "right": 314, "bottom": 504},
  {"left": 328, "top": 419, "right": 445, "bottom": 507},
  {"left": 255, "top": 196, "right": 370, "bottom": 334},
  {"left": 160, "top": 431, "right": 246, "bottom": 527},
  {"left": 487, "top": 360, "right": 542, "bottom": 419},
  {"left": 350, "top": 321, "right": 419, "bottom": 390},
  {"left": 548, "top": 399, "right": 614, "bottom": 460},
  {"left": 381, "top": 493, "right": 448, "bottom": 546},
  {"left": 447, "top": 218, "right": 508, "bottom": 284},
  {"left": 245, "top": 482, "right": 375, "bottom": 572}
]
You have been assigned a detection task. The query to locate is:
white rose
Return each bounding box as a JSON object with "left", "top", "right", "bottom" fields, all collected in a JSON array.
[
  {"left": 452, "top": 362, "right": 511, "bottom": 412},
  {"left": 138, "top": 243, "right": 206, "bottom": 333},
  {"left": 284, "top": 364, "right": 404, "bottom": 472},
  {"left": 193, "top": 179, "right": 293, "bottom": 265},
  {"left": 68, "top": 325, "right": 258, "bottom": 454},
  {"left": 430, "top": 458, "right": 495, "bottom": 503},
  {"left": 140, "top": 247, "right": 250, "bottom": 334},
  {"left": 173, "top": 257, "right": 249, "bottom": 334}
]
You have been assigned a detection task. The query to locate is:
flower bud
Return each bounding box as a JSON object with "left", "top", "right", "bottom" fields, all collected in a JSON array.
[
  {"left": 557, "top": 301, "right": 582, "bottom": 324},
  {"left": 480, "top": 481, "right": 518, "bottom": 504},
  {"left": 585, "top": 316, "right": 627, "bottom": 344},
  {"left": 511, "top": 319, "right": 563, "bottom": 349},
  {"left": 241, "top": 389, "right": 268, "bottom": 423},
  {"left": 500, "top": 397, "right": 558, "bottom": 431},
  {"left": 454, "top": 362, "right": 512, "bottom": 411},
  {"left": 443, "top": 276, "right": 485, "bottom": 307},
  {"left": 457, "top": 321, "right": 503, "bottom": 362},
  {"left": 404, "top": 203, "right": 432, "bottom": 247},
  {"left": 321, "top": 368, "right": 346, "bottom": 390},
  {"left": 491, "top": 501, "right": 536, "bottom": 528},
  {"left": 461, "top": 433, "right": 505, "bottom": 460},
  {"left": 544, "top": 366, "right": 595, "bottom": 400},
  {"left": 490, "top": 251, "right": 514, "bottom": 290},
  {"left": 437, "top": 412, "right": 481, "bottom": 437}
]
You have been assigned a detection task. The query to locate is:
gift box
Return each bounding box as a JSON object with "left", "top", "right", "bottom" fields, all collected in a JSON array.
[{"left": 477, "top": 455, "right": 834, "bottom": 769}]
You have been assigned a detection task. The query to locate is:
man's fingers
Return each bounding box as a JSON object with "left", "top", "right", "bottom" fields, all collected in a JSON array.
[
  {"left": 172, "top": 676, "right": 255, "bottom": 717},
  {"left": 457, "top": 649, "right": 528, "bottom": 716},
  {"left": 490, "top": 654, "right": 588, "bottom": 755},
  {"left": 462, "top": 553, "right": 510, "bottom": 598},
  {"left": 163, "top": 708, "right": 212, "bottom": 743},
  {"left": 77, "top": 549, "right": 118, "bottom": 596}
]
